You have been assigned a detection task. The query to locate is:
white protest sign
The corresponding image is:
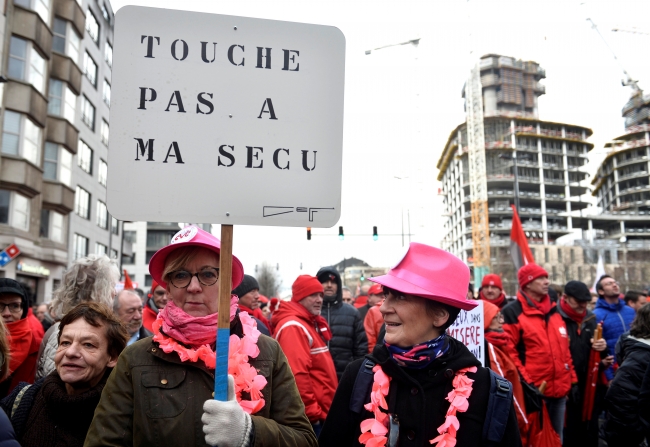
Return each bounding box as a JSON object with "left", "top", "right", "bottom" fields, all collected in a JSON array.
[
  {"left": 107, "top": 6, "right": 345, "bottom": 227},
  {"left": 447, "top": 300, "right": 484, "bottom": 366}
]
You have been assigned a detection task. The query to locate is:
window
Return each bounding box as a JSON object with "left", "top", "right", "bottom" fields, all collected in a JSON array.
[
  {"left": 122, "top": 252, "right": 135, "bottom": 264},
  {"left": 103, "top": 79, "right": 111, "bottom": 106},
  {"left": 145, "top": 275, "right": 153, "bottom": 287},
  {"left": 100, "top": 3, "right": 111, "bottom": 23},
  {"left": 105, "top": 41, "right": 113, "bottom": 68},
  {"left": 96, "top": 200, "right": 108, "bottom": 229},
  {"left": 48, "top": 79, "right": 76, "bottom": 122},
  {"left": 570, "top": 249, "right": 575, "bottom": 263},
  {"left": 73, "top": 233, "right": 88, "bottom": 259},
  {"left": 74, "top": 186, "right": 90, "bottom": 219},
  {"left": 83, "top": 52, "right": 97, "bottom": 87},
  {"left": 111, "top": 216, "right": 119, "bottom": 235},
  {"left": 77, "top": 140, "right": 93, "bottom": 174},
  {"left": 95, "top": 242, "right": 107, "bottom": 256},
  {"left": 110, "top": 249, "right": 118, "bottom": 259},
  {"left": 1, "top": 111, "right": 42, "bottom": 166},
  {"left": 85, "top": 9, "right": 100, "bottom": 45},
  {"left": 0, "top": 189, "right": 30, "bottom": 230},
  {"left": 43, "top": 143, "right": 72, "bottom": 185},
  {"left": 544, "top": 247, "right": 549, "bottom": 263},
  {"left": 81, "top": 96, "right": 95, "bottom": 129},
  {"left": 578, "top": 266, "right": 582, "bottom": 280},
  {"left": 40, "top": 209, "right": 64, "bottom": 242},
  {"left": 98, "top": 159, "right": 108, "bottom": 186},
  {"left": 8, "top": 36, "right": 46, "bottom": 94},
  {"left": 100, "top": 119, "right": 109, "bottom": 146},
  {"left": 52, "top": 18, "right": 80, "bottom": 63},
  {"left": 124, "top": 230, "right": 136, "bottom": 244},
  {"left": 557, "top": 248, "right": 562, "bottom": 262},
  {"left": 14, "top": 0, "right": 51, "bottom": 25}
]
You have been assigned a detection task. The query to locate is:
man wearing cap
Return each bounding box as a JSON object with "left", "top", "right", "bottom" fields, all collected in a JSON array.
[
  {"left": 502, "top": 264, "right": 577, "bottom": 443},
  {"left": 559, "top": 280, "right": 611, "bottom": 447},
  {"left": 357, "top": 284, "right": 384, "bottom": 322},
  {"left": 479, "top": 273, "right": 509, "bottom": 309},
  {"left": 593, "top": 275, "right": 635, "bottom": 381},
  {"left": 233, "top": 274, "right": 270, "bottom": 336},
  {"left": 272, "top": 275, "right": 337, "bottom": 436},
  {"left": 142, "top": 280, "right": 168, "bottom": 333},
  {"left": 316, "top": 267, "right": 367, "bottom": 379},
  {"left": 0, "top": 279, "right": 43, "bottom": 398}
]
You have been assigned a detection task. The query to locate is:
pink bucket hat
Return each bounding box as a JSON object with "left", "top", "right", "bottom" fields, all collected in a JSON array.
[
  {"left": 369, "top": 242, "right": 477, "bottom": 311},
  {"left": 149, "top": 225, "right": 244, "bottom": 290}
]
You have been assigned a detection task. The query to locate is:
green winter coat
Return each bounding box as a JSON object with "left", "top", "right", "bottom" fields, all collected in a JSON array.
[{"left": 84, "top": 334, "right": 317, "bottom": 447}]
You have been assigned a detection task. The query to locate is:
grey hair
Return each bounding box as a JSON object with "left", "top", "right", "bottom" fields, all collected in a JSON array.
[
  {"left": 113, "top": 289, "right": 139, "bottom": 313},
  {"left": 50, "top": 254, "right": 119, "bottom": 320}
]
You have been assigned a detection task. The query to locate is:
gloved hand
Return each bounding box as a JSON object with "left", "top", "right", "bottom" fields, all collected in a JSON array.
[
  {"left": 202, "top": 375, "right": 252, "bottom": 447},
  {"left": 569, "top": 383, "right": 580, "bottom": 404}
]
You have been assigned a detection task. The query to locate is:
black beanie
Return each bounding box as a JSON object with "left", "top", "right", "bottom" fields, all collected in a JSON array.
[
  {"left": 232, "top": 274, "right": 260, "bottom": 298},
  {"left": 0, "top": 278, "right": 28, "bottom": 319}
]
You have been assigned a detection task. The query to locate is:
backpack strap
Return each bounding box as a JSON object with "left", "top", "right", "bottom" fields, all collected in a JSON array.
[
  {"left": 482, "top": 369, "right": 513, "bottom": 445},
  {"left": 350, "top": 358, "right": 376, "bottom": 414},
  {"left": 11, "top": 384, "right": 32, "bottom": 420}
]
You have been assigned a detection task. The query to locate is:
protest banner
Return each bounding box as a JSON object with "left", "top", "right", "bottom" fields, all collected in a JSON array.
[{"left": 447, "top": 300, "right": 484, "bottom": 366}]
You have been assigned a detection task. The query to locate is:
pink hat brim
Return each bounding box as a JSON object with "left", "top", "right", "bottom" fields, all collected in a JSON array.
[
  {"left": 370, "top": 274, "right": 478, "bottom": 311},
  {"left": 149, "top": 239, "right": 244, "bottom": 291}
]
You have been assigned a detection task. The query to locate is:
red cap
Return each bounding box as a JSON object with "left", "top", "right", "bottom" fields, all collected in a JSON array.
[
  {"left": 482, "top": 300, "right": 500, "bottom": 330},
  {"left": 148, "top": 225, "right": 244, "bottom": 289},
  {"left": 517, "top": 264, "right": 548, "bottom": 289},
  {"left": 368, "top": 284, "right": 383, "bottom": 296},
  {"left": 481, "top": 274, "right": 503, "bottom": 290},
  {"left": 149, "top": 280, "right": 159, "bottom": 297},
  {"left": 369, "top": 242, "right": 477, "bottom": 311},
  {"left": 291, "top": 275, "right": 324, "bottom": 302}
]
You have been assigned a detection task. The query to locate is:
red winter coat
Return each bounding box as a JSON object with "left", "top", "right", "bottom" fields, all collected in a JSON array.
[
  {"left": 272, "top": 301, "right": 337, "bottom": 423},
  {"left": 142, "top": 303, "right": 158, "bottom": 333},
  {"left": 502, "top": 291, "right": 577, "bottom": 399}
]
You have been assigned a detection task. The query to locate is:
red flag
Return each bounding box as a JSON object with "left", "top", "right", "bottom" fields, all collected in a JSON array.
[
  {"left": 582, "top": 323, "right": 603, "bottom": 421},
  {"left": 510, "top": 205, "right": 535, "bottom": 270},
  {"left": 123, "top": 269, "right": 134, "bottom": 290}
]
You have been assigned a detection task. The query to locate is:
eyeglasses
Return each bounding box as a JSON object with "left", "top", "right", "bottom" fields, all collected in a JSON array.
[
  {"left": 168, "top": 268, "right": 219, "bottom": 288},
  {"left": 0, "top": 303, "right": 22, "bottom": 312}
]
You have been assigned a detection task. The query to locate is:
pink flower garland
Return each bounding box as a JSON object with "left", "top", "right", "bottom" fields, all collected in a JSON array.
[
  {"left": 358, "top": 364, "right": 476, "bottom": 447},
  {"left": 152, "top": 310, "right": 267, "bottom": 414}
]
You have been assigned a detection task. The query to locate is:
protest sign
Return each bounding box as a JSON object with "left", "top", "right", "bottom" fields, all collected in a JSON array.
[{"left": 447, "top": 300, "right": 484, "bottom": 366}]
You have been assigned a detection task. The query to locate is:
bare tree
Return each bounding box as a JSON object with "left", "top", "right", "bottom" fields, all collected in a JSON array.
[{"left": 257, "top": 262, "right": 282, "bottom": 297}]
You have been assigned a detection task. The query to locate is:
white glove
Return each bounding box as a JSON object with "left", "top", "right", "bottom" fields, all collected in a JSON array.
[{"left": 202, "top": 375, "right": 252, "bottom": 447}]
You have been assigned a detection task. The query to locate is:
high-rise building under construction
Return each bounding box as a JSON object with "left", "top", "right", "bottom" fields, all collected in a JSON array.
[{"left": 437, "top": 54, "right": 593, "bottom": 294}]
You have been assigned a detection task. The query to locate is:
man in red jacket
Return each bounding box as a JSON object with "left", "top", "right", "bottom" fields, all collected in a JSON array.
[
  {"left": 142, "top": 280, "right": 168, "bottom": 332},
  {"left": 272, "top": 275, "right": 337, "bottom": 437},
  {"left": 503, "top": 264, "right": 577, "bottom": 444},
  {"left": 479, "top": 273, "right": 508, "bottom": 309}
]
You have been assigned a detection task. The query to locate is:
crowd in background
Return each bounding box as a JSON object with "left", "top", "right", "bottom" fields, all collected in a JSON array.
[{"left": 0, "top": 232, "right": 647, "bottom": 445}]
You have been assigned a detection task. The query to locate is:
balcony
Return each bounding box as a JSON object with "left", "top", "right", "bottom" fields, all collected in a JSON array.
[
  {"left": 46, "top": 116, "right": 78, "bottom": 154},
  {"left": 0, "top": 156, "right": 42, "bottom": 197},
  {"left": 41, "top": 180, "right": 75, "bottom": 214},
  {"left": 50, "top": 53, "right": 83, "bottom": 95},
  {"left": 53, "top": 0, "right": 85, "bottom": 37},
  {"left": 4, "top": 80, "right": 48, "bottom": 127},
  {"left": 12, "top": 6, "right": 52, "bottom": 59}
]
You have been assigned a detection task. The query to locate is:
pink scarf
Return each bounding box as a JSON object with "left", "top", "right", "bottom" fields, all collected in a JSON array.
[{"left": 157, "top": 296, "right": 238, "bottom": 349}]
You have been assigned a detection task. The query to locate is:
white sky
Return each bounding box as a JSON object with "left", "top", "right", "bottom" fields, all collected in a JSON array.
[{"left": 109, "top": 0, "right": 650, "bottom": 294}]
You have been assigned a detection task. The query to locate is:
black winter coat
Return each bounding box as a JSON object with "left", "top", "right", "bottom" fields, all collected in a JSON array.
[
  {"left": 604, "top": 334, "right": 650, "bottom": 446},
  {"left": 319, "top": 338, "right": 522, "bottom": 447},
  {"left": 317, "top": 266, "right": 368, "bottom": 379},
  {"left": 0, "top": 409, "right": 18, "bottom": 447}
]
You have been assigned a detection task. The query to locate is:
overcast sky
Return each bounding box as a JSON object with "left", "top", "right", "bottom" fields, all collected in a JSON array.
[{"left": 108, "top": 0, "right": 650, "bottom": 294}]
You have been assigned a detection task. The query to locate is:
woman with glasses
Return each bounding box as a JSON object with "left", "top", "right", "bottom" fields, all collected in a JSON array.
[
  {"left": 86, "top": 226, "right": 317, "bottom": 447},
  {"left": 319, "top": 243, "right": 521, "bottom": 447}
]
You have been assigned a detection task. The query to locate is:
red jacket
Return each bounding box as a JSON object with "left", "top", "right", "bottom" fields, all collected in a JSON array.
[
  {"left": 503, "top": 291, "right": 577, "bottom": 399},
  {"left": 272, "top": 301, "right": 337, "bottom": 423},
  {"left": 364, "top": 304, "right": 383, "bottom": 353},
  {"left": 143, "top": 303, "right": 158, "bottom": 333},
  {"left": 6, "top": 316, "right": 42, "bottom": 394}
]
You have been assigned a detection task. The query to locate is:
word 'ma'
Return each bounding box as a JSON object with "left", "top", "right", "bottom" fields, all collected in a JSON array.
[
  {"left": 141, "top": 36, "right": 300, "bottom": 71},
  {"left": 134, "top": 139, "right": 317, "bottom": 171}
]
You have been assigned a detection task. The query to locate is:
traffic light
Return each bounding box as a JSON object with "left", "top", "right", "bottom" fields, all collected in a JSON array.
[
  {"left": 338, "top": 226, "right": 344, "bottom": 241},
  {"left": 360, "top": 272, "right": 365, "bottom": 281},
  {"left": 307, "top": 227, "right": 311, "bottom": 240},
  {"left": 373, "top": 226, "right": 378, "bottom": 241}
]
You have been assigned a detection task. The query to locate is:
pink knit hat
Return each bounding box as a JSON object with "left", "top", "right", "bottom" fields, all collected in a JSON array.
[
  {"left": 149, "top": 225, "right": 244, "bottom": 289},
  {"left": 291, "top": 275, "right": 324, "bottom": 302},
  {"left": 369, "top": 242, "right": 477, "bottom": 311},
  {"left": 517, "top": 264, "right": 548, "bottom": 289}
]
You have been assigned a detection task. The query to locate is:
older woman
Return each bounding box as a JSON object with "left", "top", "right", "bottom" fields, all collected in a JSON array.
[
  {"left": 85, "top": 226, "right": 317, "bottom": 447},
  {"left": 1, "top": 302, "right": 127, "bottom": 447},
  {"left": 319, "top": 243, "right": 521, "bottom": 447},
  {"left": 36, "top": 254, "right": 120, "bottom": 379}
]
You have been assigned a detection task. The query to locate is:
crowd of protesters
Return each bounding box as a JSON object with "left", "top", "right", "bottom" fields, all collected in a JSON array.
[{"left": 0, "top": 226, "right": 647, "bottom": 446}]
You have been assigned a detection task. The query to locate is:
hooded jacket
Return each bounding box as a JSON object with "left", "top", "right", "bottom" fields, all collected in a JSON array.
[
  {"left": 593, "top": 297, "right": 635, "bottom": 381},
  {"left": 502, "top": 291, "right": 577, "bottom": 399},
  {"left": 604, "top": 334, "right": 650, "bottom": 445},
  {"left": 272, "top": 301, "right": 337, "bottom": 423},
  {"left": 142, "top": 299, "right": 158, "bottom": 333},
  {"left": 319, "top": 337, "right": 522, "bottom": 447},
  {"left": 316, "top": 267, "right": 368, "bottom": 379}
]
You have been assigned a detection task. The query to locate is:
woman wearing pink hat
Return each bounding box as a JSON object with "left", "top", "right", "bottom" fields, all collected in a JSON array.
[
  {"left": 319, "top": 242, "right": 521, "bottom": 447},
  {"left": 86, "top": 226, "right": 317, "bottom": 447}
]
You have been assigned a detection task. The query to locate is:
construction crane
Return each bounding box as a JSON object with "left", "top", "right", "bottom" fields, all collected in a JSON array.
[
  {"left": 612, "top": 27, "right": 650, "bottom": 36},
  {"left": 465, "top": 63, "right": 491, "bottom": 285},
  {"left": 587, "top": 18, "right": 641, "bottom": 92}
]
